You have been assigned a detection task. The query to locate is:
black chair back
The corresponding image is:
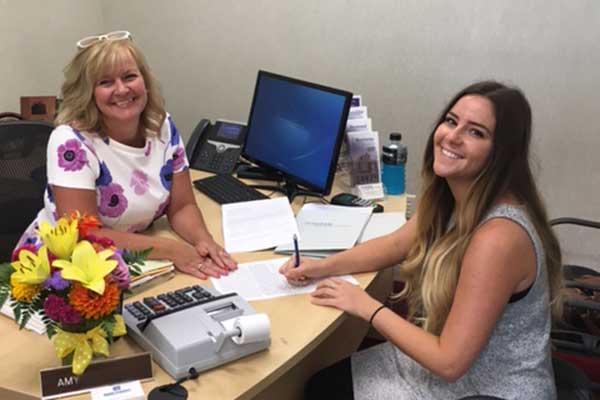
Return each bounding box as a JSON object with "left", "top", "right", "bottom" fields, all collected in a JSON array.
[{"left": 0, "top": 120, "right": 53, "bottom": 261}]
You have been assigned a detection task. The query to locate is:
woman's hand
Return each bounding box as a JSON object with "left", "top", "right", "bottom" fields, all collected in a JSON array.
[
  {"left": 194, "top": 238, "right": 238, "bottom": 273},
  {"left": 311, "top": 277, "right": 381, "bottom": 321},
  {"left": 279, "top": 256, "right": 328, "bottom": 286},
  {"left": 170, "top": 241, "right": 226, "bottom": 279}
]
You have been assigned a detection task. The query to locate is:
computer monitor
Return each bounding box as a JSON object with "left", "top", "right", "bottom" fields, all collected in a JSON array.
[{"left": 242, "top": 70, "right": 352, "bottom": 200}]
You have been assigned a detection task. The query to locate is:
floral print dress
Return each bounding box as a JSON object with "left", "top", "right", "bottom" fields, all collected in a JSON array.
[{"left": 16, "top": 114, "right": 189, "bottom": 248}]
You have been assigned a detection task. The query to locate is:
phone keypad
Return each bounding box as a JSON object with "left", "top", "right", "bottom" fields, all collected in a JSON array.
[{"left": 197, "top": 147, "right": 240, "bottom": 174}]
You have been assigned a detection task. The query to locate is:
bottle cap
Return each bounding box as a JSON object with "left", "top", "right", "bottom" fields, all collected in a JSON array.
[{"left": 389, "top": 132, "right": 402, "bottom": 141}]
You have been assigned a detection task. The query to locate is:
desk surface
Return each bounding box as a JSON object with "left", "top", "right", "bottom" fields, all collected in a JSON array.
[{"left": 0, "top": 171, "right": 405, "bottom": 400}]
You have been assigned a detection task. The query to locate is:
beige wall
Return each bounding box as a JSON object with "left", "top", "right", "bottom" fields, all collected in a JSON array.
[
  {"left": 0, "top": 0, "right": 104, "bottom": 110},
  {"left": 1, "top": 1, "right": 599, "bottom": 219}
]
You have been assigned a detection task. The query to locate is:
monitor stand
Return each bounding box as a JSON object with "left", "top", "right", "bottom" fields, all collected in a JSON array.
[
  {"left": 252, "top": 180, "right": 324, "bottom": 202},
  {"left": 237, "top": 165, "right": 323, "bottom": 202},
  {"left": 236, "top": 164, "right": 282, "bottom": 182}
]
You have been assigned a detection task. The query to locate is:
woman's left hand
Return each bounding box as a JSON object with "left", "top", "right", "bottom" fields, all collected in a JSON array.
[
  {"left": 194, "top": 239, "right": 238, "bottom": 274},
  {"left": 310, "top": 277, "right": 381, "bottom": 321}
]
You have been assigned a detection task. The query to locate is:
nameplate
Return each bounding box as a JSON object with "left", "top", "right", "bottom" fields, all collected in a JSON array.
[{"left": 40, "top": 353, "right": 153, "bottom": 399}]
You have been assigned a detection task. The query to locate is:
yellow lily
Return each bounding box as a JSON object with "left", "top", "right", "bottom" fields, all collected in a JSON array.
[
  {"left": 53, "top": 241, "right": 117, "bottom": 295},
  {"left": 10, "top": 245, "right": 51, "bottom": 285},
  {"left": 38, "top": 218, "right": 79, "bottom": 260}
]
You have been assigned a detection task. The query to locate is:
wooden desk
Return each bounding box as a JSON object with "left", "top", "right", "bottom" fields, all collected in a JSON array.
[{"left": 0, "top": 171, "right": 405, "bottom": 400}]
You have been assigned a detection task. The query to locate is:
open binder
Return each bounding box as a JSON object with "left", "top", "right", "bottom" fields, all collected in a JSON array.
[{"left": 274, "top": 204, "right": 373, "bottom": 258}]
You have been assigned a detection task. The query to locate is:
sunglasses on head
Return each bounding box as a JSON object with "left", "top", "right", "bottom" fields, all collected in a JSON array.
[{"left": 76, "top": 30, "right": 132, "bottom": 49}]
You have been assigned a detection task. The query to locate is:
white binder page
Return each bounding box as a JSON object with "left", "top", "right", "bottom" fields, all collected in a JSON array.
[
  {"left": 222, "top": 197, "right": 298, "bottom": 253},
  {"left": 358, "top": 212, "right": 406, "bottom": 243},
  {"left": 211, "top": 258, "right": 358, "bottom": 301},
  {"left": 275, "top": 203, "right": 373, "bottom": 252}
]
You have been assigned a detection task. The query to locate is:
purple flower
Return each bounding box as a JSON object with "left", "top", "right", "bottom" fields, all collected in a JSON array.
[
  {"left": 172, "top": 147, "right": 186, "bottom": 172},
  {"left": 61, "top": 306, "right": 83, "bottom": 325},
  {"left": 160, "top": 160, "right": 174, "bottom": 190},
  {"left": 96, "top": 162, "right": 113, "bottom": 187},
  {"left": 43, "top": 295, "right": 65, "bottom": 321},
  {"left": 43, "top": 295, "right": 82, "bottom": 325},
  {"left": 98, "top": 183, "right": 128, "bottom": 218},
  {"left": 19, "top": 232, "right": 42, "bottom": 249},
  {"left": 110, "top": 250, "right": 130, "bottom": 290},
  {"left": 130, "top": 170, "right": 149, "bottom": 195},
  {"left": 44, "top": 271, "right": 70, "bottom": 291},
  {"left": 57, "top": 139, "right": 87, "bottom": 171},
  {"left": 168, "top": 116, "right": 180, "bottom": 146}
]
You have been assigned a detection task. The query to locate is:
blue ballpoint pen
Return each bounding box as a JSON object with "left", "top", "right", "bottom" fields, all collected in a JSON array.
[{"left": 293, "top": 234, "right": 300, "bottom": 268}]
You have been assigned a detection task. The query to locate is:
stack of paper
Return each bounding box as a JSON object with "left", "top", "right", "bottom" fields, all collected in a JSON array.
[
  {"left": 344, "top": 95, "right": 384, "bottom": 200},
  {"left": 1, "top": 301, "right": 46, "bottom": 334},
  {"left": 222, "top": 197, "right": 298, "bottom": 253},
  {"left": 126, "top": 259, "right": 175, "bottom": 296},
  {"left": 274, "top": 203, "right": 373, "bottom": 258}
]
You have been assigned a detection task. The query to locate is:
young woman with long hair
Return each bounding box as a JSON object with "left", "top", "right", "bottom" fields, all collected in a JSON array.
[{"left": 280, "top": 81, "right": 562, "bottom": 399}]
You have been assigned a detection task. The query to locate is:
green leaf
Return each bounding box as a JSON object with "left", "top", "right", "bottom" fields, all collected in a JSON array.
[
  {"left": 0, "top": 262, "right": 15, "bottom": 284},
  {"left": 18, "top": 304, "right": 32, "bottom": 330},
  {"left": 101, "top": 315, "right": 116, "bottom": 343},
  {"left": 122, "top": 248, "right": 152, "bottom": 277},
  {"left": 41, "top": 314, "right": 57, "bottom": 339},
  {"left": 0, "top": 285, "right": 10, "bottom": 310},
  {"left": 13, "top": 301, "right": 22, "bottom": 322}
]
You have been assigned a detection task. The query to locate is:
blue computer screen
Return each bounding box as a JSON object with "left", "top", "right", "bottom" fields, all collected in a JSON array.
[{"left": 243, "top": 72, "right": 350, "bottom": 192}]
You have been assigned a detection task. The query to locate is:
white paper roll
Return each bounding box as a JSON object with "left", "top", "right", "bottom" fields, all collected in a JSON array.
[{"left": 232, "top": 314, "right": 271, "bottom": 344}]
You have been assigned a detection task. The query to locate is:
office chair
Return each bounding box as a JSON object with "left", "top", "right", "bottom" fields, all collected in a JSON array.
[
  {"left": 0, "top": 118, "right": 53, "bottom": 262},
  {"left": 550, "top": 217, "right": 600, "bottom": 398}
]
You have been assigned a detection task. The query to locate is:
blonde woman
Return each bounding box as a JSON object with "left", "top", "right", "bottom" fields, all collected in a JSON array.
[
  {"left": 15, "top": 31, "right": 236, "bottom": 279},
  {"left": 280, "top": 81, "right": 562, "bottom": 399}
]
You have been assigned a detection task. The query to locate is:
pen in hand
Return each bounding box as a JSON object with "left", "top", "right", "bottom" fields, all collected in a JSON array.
[{"left": 293, "top": 234, "right": 300, "bottom": 268}]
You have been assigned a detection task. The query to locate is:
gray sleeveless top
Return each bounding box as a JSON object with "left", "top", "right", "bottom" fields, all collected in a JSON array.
[{"left": 352, "top": 205, "right": 556, "bottom": 399}]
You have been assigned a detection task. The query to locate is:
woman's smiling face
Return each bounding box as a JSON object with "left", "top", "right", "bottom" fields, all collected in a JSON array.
[
  {"left": 93, "top": 57, "right": 147, "bottom": 129},
  {"left": 432, "top": 94, "right": 496, "bottom": 185}
]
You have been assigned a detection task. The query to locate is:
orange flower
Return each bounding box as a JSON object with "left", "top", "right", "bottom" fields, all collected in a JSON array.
[
  {"left": 69, "top": 211, "right": 102, "bottom": 238},
  {"left": 68, "top": 278, "right": 120, "bottom": 320}
]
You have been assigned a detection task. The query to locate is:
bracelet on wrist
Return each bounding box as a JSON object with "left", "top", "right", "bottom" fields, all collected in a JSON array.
[{"left": 369, "top": 304, "right": 386, "bottom": 325}]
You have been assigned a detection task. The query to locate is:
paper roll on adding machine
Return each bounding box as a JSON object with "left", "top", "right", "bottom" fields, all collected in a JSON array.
[{"left": 123, "top": 285, "right": 271, "bottom": 379}]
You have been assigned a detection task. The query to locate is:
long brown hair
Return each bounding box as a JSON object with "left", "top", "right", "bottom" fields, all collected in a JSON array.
[
  {"left": 394, "top": 81, "right": 562, "bottom": 334},
  {"left": 55, "top": 39, "right": 165, "bottom": 137}
]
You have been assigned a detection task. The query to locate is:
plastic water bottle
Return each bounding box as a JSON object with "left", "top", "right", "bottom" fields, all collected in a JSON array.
[{"left": 381, "top": 132, "right": 407, "bottom": 195}]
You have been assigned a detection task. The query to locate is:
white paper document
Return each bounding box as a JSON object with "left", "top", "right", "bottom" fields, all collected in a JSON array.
[
  {"left": 275, "top": 203, "right": 372, "bottom": 253},
  {"left": 222, "top": 197, "right": 298, "bottom": 253},
  {"left": 358, "top": 212, "right": 406, "bottom": 243},
  {"left": 211, "top": 258, "right": 358, "bottom": 301}
]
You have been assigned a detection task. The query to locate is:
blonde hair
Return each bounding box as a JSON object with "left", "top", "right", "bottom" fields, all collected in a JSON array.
[
  {"left": 55, "top": 39, "right": 166, "bottom": 137},
  {"left": 392, "top": 81, "right": 563, "bottom": 335}
]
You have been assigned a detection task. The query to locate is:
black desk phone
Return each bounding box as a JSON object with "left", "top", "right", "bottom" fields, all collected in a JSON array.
[{"left": 186, "top": 119, "right": 246, "bottom": 174}]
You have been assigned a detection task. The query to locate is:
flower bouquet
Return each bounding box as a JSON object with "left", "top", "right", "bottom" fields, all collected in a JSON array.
[{"left": 0, "top": 212, "right": 148, "bottom": 375}]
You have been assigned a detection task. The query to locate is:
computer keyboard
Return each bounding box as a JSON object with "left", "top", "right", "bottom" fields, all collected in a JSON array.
[{"left": 193, "top": 174, "right": 269, "bottom": 204}]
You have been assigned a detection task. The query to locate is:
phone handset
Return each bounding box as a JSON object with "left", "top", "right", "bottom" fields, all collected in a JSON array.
[
  {"left": 185, "top": 119, "right": 210, "bottom": 161},
  {"left": 185, "top": 118, "right": 246, "bottom": 174}
]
